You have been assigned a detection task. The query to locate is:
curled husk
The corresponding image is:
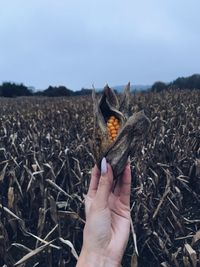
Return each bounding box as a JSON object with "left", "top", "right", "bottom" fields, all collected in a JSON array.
[{"left": 93, "top": 83, "right": 150, "bottom": 180}]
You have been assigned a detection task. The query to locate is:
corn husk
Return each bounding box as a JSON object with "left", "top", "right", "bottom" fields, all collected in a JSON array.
[{"left": 93, "top": 83, "right": 151, "bottom": 179}]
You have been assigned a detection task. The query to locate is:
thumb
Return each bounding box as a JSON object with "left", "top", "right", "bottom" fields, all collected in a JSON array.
[{"left": 95, "top": 158, "right": 113, "bottom": 208}]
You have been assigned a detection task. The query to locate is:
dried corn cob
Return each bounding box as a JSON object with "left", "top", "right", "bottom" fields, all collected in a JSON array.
[
  {"left": 107, "top": 116, "right": 120, "bottom": 142},
  {"left": 93, "top": 83, "right": 150, "bottom": 180}
]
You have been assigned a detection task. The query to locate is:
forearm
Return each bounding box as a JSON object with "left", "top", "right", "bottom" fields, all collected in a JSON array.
[{"left": 76, "top": 250, "right": 121, "bottom": 267}]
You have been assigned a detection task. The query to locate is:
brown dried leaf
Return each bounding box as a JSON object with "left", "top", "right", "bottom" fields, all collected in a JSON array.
[
  {"left": 32, "top": 164, "right": 38, "bottom": 172},
  {"left": 184, "top": 244, "right": 197, "bottom": 267},
  {"left": 119, "top": 82, "right": 131, "bottom": 117},
  {"left": 14, "top": 240, "right": 54, "bottom": 266},
  {"left": 183, "top": 256, "right": 191, "bottom": 267},
  {"left": 195, "top": 159, "right": 200, "bottom": 176},
  {"left": 59, "top": 238, "right": 78, "bottom": 260},
  {"left": 11, "top": 243, "right": 32, "bottom": 253},
  {"left": 131, "top": 253, "right": 138, "bottom": 267},
  {"left": 105, "top": 110, "right": 150, "bottom": 179},
  {"left": 8, "top": 187, "right": 14, "bottom": 209},
  {"left": 0, "top": 163, "right": 8, "bottom": 182},
  {"left": 37, "top": 208, "right": 46, "bottom": 236},
  {"left": 191, "top": 230, "right": 200, "bottom": 246},
  {"left": 161, "top": 262, "right": 170, "bottom": 267},
  {"left": 48, "top": 195, "right": 58, "bottom": 225}
]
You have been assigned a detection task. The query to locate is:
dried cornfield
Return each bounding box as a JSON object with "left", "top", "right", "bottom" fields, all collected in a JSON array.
[{"left": 0, "top": 89, "right": 200, "bottom": 267}]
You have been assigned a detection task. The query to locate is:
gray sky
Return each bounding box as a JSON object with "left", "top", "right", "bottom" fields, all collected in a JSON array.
[{"left": 0, "top": 0, "right": 200, "bottom": 90}]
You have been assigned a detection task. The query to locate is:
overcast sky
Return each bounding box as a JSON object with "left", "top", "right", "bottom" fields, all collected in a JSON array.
[{"left": 0, "top": 0, "right": 200, "bottom": 90}]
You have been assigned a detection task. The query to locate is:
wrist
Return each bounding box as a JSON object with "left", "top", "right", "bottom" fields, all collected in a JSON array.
[{"left": 76, "top": 249, "right": 121, "bottom": 267}]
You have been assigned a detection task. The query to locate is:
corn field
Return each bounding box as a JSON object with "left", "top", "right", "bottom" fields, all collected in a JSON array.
[{"left": 0, "top": 89, "right": 200, "bottom": 267}]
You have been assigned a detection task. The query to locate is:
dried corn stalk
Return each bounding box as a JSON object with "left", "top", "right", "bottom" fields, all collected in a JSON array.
[{"left": 93, "top": 83, "right": 150, "bottom": 180}]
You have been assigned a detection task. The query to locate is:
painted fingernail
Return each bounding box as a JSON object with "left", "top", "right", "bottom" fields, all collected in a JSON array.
[
  {"left": 101, "top": 157, "right": 107, "bottom": 175},
  {"left": 126, "top": 156, "right": 131, "bottom": 165}
]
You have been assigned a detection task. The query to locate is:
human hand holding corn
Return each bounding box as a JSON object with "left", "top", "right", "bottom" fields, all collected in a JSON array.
[{"left": 76, "top": 158, "right": 131, "bottom": 267}]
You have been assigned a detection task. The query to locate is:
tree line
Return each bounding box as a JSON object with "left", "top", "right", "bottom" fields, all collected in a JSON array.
[
  {"left": 0, "top": 83, "right": 93, "bottom": 98},
  {"left": 1, "top": 74, "right": 200, "bottom": 97},
  {"left": 151, "top": 74, "right": 200, "bottom": 92}
]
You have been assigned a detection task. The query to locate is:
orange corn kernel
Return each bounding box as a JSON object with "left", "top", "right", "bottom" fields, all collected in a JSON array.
[
  {"left": 111, "top": 133, "right": 117, "bottom": 138},
  {"left": 110, "top": 129, "right": 117, "bottom": 134},
  {"left": 107, "top": 115, "right": 120, "bottom": 141},
  {"left": 107, "top": 122, "right": 113, "bottom": 127},
  {"left": 110, "top": 125, "right": 115, "bottom": 131}
]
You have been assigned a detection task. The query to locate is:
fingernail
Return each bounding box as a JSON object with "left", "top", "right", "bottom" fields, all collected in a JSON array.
[{"left": 101, "top": 157, "right": 107, "bottom": 175}]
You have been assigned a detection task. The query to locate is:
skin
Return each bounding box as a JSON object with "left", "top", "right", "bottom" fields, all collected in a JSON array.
[{"left": 76, "top": 161, "right": 132, "bottom": 267}]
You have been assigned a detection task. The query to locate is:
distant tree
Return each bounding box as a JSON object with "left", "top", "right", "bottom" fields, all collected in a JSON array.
[
  {"left": 151, "top": 81, "right": 168, "bottom": 92},
  {"left": 42, "top": 86, "right": 73, "bottom": 97},
  {"left": 34, "top": 90, "right": 43, "bottom": 96},
  {"left": 172, "top": 77, "right": 185, "bottom": 89},
  {"left": 171, "top": 74, "right": 200, "bottom": 90},
  {"left": 0, "top": 82, "right": 32, "bottom": 97},
  {"left": 74, "top": 88, "right": 92, "bottom": 96}
]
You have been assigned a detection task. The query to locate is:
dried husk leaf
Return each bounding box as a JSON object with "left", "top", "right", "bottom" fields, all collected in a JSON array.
[
  {"left": 97, "top": 85, "right": 125, "bottom": 135},
  {"left": 14, "top": 240, "right": 54, "bottom": 266},
  {"left": 93, "top": 85, "right": 125, "bottom": 165},
  {"left": 105, "top": 110, "right": 150, "bottom": 179},
  {"left": 184, "top": 244, "right": 197, "bottom": 267},
  {"left": 191, "top": 230, "right": 200, "bottom": 246},
  {"left": 119, "top": 82, "right": 131, "bottom": 117},
  {"left": 0, "top": 163, "right": 8, "bottom": 182},
  {"left": 59, "top": 238, "right": 78, "bottom": 260},
  {"left": 94, "top": 85, "right": 150, "bottom": 179},
  {"left": 8, "top": 187, "right": 14, "bottom": 209},
  {"left": 131, "top": 252, "right": 138, "bottom": 267}
]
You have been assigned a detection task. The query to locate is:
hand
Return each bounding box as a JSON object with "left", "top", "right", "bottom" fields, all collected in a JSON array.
[{"left": 76, "top": 158, "right": 131, "bottom": 267}]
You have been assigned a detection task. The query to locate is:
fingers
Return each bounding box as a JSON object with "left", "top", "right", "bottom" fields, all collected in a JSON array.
[
  {"left": 119, "top": 162, "right": 132, "bottom": 206},
  {"left": 113, "top": 160, "right": 131, "bottom": 197},
  {"left": 84, "top": 194, "right": 93, "bottom": 218},
  {"left": 113, "top": 180, "right": 120, "bottom": 197},
  {"left": 95, "top": 161, "right": 114, "bottom": 208},
  {"left": 87, "top": 165, "right": 100, "bottom": 198},
  {"left": 88, "top": 160, "right": 131, "bottom": 208}
]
